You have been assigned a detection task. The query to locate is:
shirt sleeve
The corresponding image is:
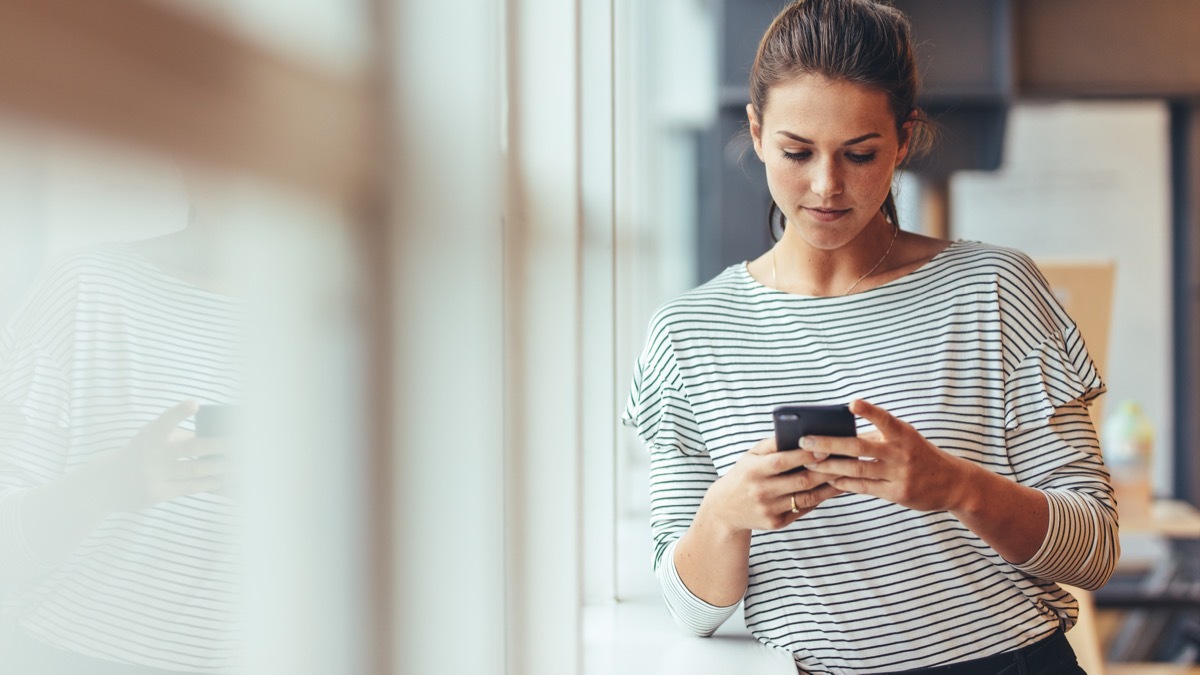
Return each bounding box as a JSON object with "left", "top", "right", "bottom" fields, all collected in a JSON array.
[
  {"left": 995, "top": 251, "right": 1105, "bottom": 433},
  {"left": 0, "top": 260, "right": 79, "bottom": 594},
  {"left": 1006, "top": 401, "right": 1119, "bottom": 590},
  {"left": 621, "top": 309, "right": 739, "bottom": 636},
  {"left": 994, "top": 251, "right": 1117, "bottom": 590}
]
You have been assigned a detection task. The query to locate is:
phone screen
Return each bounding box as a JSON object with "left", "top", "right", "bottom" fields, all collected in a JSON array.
[
  {"left": 773, "top": 404, "right": 856, "bottom": 452},
  {"left": 196, "top": 404, "right": 239, "bottom": 438}
]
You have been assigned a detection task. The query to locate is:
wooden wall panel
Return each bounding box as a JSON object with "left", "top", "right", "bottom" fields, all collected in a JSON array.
[
  {"left": 1017, "top": 0, "right": 1200, "bottom": 97},
  {"left": 0, "top": 0, "right": 370, "bottom": 199}
]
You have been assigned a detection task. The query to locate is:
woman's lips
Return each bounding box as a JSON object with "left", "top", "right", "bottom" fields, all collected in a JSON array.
[{"left": 802, "top": 206, "right": 851, "bottom": 223}]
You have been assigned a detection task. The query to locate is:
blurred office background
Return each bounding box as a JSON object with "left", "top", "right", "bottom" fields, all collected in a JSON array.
[{"left": 0, "top": 1, "right": 1196, "bottom": 674}]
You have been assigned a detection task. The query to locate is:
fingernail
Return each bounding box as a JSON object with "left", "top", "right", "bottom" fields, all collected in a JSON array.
[
  {"left": 813, "top": 452, "right": 828, "bottom": 461},
  {"left": 800, "top": 437, "right": 812, "bottom": 449}
]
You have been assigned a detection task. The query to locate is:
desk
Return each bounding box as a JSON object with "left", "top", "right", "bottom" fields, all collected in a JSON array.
[
  {"left": 1108, "top": 662, "right": 1200, "bottom": 667},
  {"left": 1121, "top": 500, "right": 1200, "bottom": 539},
  {"left": 1098, "top": 499, "right": 1200, "bottom": 663}
]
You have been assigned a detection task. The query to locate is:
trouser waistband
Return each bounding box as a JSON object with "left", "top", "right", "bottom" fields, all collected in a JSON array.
[{"left": 871, "top": 629, "right": 1081, "bottom": 675}]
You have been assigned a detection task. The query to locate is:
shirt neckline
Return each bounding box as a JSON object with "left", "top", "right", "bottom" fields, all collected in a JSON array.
[
  {"left": 738, "top": 239, "right": 967, "bottom": 301},
  {"left": 115, "top": 240, "right": 242, "bottom": 302}
]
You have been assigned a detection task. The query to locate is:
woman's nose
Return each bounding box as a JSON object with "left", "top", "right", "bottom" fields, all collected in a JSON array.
[{"left": 810, "top": 158, "right": 843, "bottom": 199}]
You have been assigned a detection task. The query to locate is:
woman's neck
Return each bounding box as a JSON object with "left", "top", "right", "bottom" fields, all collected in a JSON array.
[
  {"left": 133, "top": 224, "right": 238, "bottom": 296},
  {"left": 771, "top": 214, "right": 900, "bottom": 297}
]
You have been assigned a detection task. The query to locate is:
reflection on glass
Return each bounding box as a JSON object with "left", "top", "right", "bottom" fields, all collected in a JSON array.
[{"left": 0, "top": 151, "right": 245, "bottom": 674}]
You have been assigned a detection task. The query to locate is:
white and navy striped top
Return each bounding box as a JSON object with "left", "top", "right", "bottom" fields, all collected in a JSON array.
[
  {"left": 622, "top": 241, "right": 1118, "bottom": 674},
  {"left": 0, "top": 242, "right": 243, "bottom": 672}
]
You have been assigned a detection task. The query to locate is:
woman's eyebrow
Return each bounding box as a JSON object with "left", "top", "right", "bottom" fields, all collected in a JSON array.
[{"left": 775, "top": 131, "right": 882, "bottom": 146}]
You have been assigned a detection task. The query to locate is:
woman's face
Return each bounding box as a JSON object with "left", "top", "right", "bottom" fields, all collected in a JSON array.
[{"left": 749, "top": 73, "right": 910, "bottom": 251}]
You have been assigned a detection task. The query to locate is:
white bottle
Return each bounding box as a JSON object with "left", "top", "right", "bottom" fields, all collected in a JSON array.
[{"left": 1101, "top": 400, "right": 1155, "bottom": 519}]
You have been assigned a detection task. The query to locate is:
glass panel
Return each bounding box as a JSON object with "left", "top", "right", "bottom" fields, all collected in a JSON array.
[{"left": 0, "top": 123, "right": 369, "bottom": 674}]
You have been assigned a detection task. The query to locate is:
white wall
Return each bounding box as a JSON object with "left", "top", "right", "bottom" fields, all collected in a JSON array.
[
  {"left": 0, "top": 126, "right": 45, "bottom": 322},
  {"left": 391, "top": 1, "right": 506, "bottom": 674},
  {"left": 952, "top": 100, "right": 1173, "bottom": 492},
  {"left": 0, "top": 130, "right": 193, "bottom": 323}
]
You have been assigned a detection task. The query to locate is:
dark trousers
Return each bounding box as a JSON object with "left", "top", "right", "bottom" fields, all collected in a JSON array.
[
  {"left": 872, "top": 629, "right": 1086, "bottom": 675},
  {"left": 8, "top": 629, "right": 222, "bottom": 675}
]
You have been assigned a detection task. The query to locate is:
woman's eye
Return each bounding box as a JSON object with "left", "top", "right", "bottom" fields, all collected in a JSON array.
[
  {"left": 847, "top": 152, "right": 877, "bottom": 164},
  {"left": 782, "top": 150, "right": 811, "bottom": 163}
]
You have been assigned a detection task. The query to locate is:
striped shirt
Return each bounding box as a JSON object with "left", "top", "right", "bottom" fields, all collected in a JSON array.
[
  {"left": 0, "top": 242, "right": 243, "bottom": 672},
  {"left": 622, "top": 241, "right": 1118, "bottom": 673}
]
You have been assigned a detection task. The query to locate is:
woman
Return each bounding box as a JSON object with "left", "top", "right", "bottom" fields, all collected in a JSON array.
[
  {"left": 0, "top": 202, "right": 243, "bottom": 674},
  {"left": 622, "top": 1, "right": 1117, "bottom": 673}
]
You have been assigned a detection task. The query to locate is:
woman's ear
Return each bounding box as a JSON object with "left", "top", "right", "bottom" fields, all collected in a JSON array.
[
  {"left": 895, "top": 119, "right": 915, "bottom": 167},
  {"left": 747, "top": 104, "right": 765, "bottom": 161}
]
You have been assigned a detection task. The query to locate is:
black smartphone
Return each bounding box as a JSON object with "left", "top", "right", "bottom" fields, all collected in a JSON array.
[
  {"left": 773, "top": 404, "right": 856, "bottom": 472},
  {"left": 196, "top": 405, "right": 239, "bottom": 438}
]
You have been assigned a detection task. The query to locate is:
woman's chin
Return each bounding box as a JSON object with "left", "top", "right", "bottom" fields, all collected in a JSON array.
[{"left": 792, "top": 222, "right": 863, "bottom": 251}]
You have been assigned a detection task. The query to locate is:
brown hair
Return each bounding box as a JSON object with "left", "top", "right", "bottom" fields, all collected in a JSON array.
[{"left": 751, "top": 0, "right": 932, "bottom": 239}]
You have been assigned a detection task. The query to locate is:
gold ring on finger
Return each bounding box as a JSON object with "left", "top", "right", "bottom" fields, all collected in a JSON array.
[{"left": 790, "top": 493, "right": 800, "bottom": 514}]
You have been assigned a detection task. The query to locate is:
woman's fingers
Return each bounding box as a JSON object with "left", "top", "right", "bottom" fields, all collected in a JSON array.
[
  {"left": 170, "top": 437, "right": 227, "bottom": 461},
  {"left": 758, "top": 448, "right": 830, "bottom": 476},
  {"left": 799, "top": 434, "right": 880, "bottom": 460},
  {"left": 724, "top": 434, "right": 860, "bottom": 531},
  {"left": 748, "top": 434, "right": 846, "bottom": 469},
  {"left": 771, "top": 472, "right": 845, "bottom": 510},
  {"left": 170, "top": 455, "right": 230, "bottom": 481},
  {"left": 141, "top": 400, "right": 199, "bottom": 441},
  {"left": 774, "top": 482, "right": 844, "bottom": 519},
  {"left": 793, "top": 482, "right": 844, "bottom": 509},
  {"left": 163, "top": 476, "right": 229, "bottom": 503},
  {"left": 776, "top": 468, "right": 838, "bottom": 493},
  {"left": 825, "top": 475, "right": 885, "bottom": 500},
  {"left": 848, "top": 399, "right": 906, "bottom": 437},
  {"left": 168, "top": 428, "right": 196, "bottom": 444},
  {"left": 809, "top": 455, "right": 885, "bottom": 480},
  {"left": 186, "top": 476, "right": 228, "bottom": 496},
  {"left": 746, "top": 435, "right": 778, "bottom": 455}
]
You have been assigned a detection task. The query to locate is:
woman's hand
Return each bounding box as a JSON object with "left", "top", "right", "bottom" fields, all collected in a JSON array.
[
  {"left": 675, "top": 435, "right": 844, "bottom": 607},
  {"left": 803, "top": 399, "right": 974, "bottom": 513},
  {"left": 85, "top": 401, "right": 232, "bottom": 513},
  {"left": 701, "top": 435, "right": 844, "bottom": 534},
  {"left": 19, "top": 401, "right": 233, "bottom": 572}
]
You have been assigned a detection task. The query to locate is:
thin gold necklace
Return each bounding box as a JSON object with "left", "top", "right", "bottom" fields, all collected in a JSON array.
[{"left": 771, "top": 224, "right": 900, "bottom": 296}]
